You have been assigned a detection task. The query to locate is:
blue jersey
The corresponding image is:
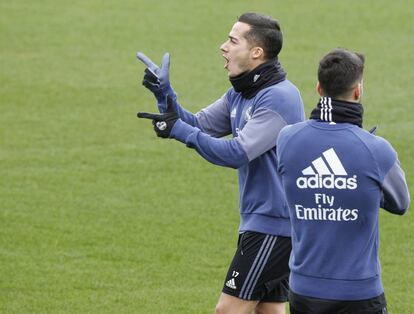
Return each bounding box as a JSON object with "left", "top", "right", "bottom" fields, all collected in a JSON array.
[
  {"left": 170, "top": 80, "right": 304, "bottom": 236},
  {"left": 277, "top": 120, "right": 410, "bottom": 300}
]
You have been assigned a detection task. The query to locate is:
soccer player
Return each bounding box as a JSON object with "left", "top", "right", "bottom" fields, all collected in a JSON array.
[
  {"left": 137, "top": 13, "right": 304, "bottom": 314},
  {"left": 276, "top": 48, "right": 410, "bottom": 314}
]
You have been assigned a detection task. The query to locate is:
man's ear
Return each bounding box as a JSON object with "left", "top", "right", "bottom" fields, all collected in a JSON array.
[
  {"left": 352, "top": 81, "right": 363, "bottom": 101},
  {"left": 251, "top": 47, "right": 264, "bottom": 60},
  {"left": 316, "top": 82, "right": 324, "bottom": 96},
  {"left": 354, "top": 80, "right": 363, "bottom": 101}
]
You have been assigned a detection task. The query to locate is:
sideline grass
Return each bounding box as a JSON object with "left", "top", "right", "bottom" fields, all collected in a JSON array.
[{"left": 1, "top": 1, "right": 413, "bottom": 313}]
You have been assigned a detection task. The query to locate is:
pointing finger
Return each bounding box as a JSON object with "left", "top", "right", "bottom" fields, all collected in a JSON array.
[
  {"left": 160, "top": 52, "right": 170, "bottom": 75},
  {"left": 137, "top": 112, "right": 162, "bottom": 120},
  {"left": 136, "top": 52, "right": 159, "bottom": 72}
]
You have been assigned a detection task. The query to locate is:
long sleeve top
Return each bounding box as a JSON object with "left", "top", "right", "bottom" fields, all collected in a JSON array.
[
  {"left": 277, "top": 120, "right": 410, "bottom": 300},
  {"left": 170, "top": 79, "right": 305, "bottom": 236}
]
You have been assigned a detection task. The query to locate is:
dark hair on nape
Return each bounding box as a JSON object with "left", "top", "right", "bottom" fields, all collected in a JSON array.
[
  {"left": 318, "top": 48, "right": 365, "bottom": 98},
  {"left": 238, "top": 12, "right": 283, "bottom": 60}
]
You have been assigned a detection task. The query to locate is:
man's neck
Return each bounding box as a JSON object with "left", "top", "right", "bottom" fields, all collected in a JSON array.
[
  {"left": 329, "top": 96, "right": 360, "bottom": 103},
  {"left": 247, "top": 59, "right": 268, "bottom": 72}
]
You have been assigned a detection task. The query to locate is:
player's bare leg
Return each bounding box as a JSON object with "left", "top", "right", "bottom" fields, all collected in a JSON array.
[
  {"left": 255, "top": 301, "right": 286, "bottom": 314},
  {"left": 215, "top": 293, "right": 258, "bottom": 314}
]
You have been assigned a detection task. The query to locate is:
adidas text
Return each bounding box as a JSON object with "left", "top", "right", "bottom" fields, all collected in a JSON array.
[{"left": 296, "top": 174, "right": 357, "bottom": 190}]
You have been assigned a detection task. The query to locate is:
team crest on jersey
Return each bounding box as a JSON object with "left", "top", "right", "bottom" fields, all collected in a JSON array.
[
  {"left": 230, "top": 108, "right": 237, "bottom": 118},
  {"left": 244, "top": 106, "right": 253, "bottom": 121}
]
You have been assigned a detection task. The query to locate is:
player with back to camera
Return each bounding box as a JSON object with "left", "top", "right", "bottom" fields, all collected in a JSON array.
[
  {"left": 276, "top": 48, "right": 410, "bottom": 314},
  {"left": 136, "top": 12, "right": 304, "bottom": 314}
]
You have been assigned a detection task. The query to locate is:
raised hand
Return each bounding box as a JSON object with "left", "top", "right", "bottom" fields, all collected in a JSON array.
[
  {"left": 136, "top": 52, "right": 177, "bottom": 112},
  {"left": 137, "top": 96, "right": 178, "bottom": 138}
]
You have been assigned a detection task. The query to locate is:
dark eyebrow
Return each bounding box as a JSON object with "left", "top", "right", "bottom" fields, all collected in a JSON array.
[{"left": 229, "top": 35, "right": 238, "bottom": 42}]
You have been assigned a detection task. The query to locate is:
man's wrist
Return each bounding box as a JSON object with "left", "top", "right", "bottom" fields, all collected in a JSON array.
[
  {"left": 170, "top": 119, "right": 196, "bottom": 143},
  {"left": 166, "top": 86, "right": 177, "bottom": 100},
  {"left": 153, "top": 86, "right": 175, "bottom": 100}
]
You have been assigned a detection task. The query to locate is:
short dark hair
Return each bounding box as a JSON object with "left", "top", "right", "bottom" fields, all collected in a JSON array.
[
  {"left": 318, "top": 48, "right": 365, "bottom": 98},
  {"left": 238, "top": 12, "right": 283, "bottom": 60}
]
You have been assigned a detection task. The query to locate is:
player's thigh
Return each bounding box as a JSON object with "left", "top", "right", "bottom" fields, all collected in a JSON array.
[
  {"left": 255, "top": 301, "right": 286, "bottom": 314},
  {"left": 215, "top": 293, "right": 258, "bottom": 314}
]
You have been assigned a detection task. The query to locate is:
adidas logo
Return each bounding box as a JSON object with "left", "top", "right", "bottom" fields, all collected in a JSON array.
[
  {"left": 301, "top": 148, "right": 347, "bottom": 176},
  {"left": 225, "top": 278, "right": 237, "bottom": 290},
  {"left": 230, "top": 108, "right": 237, "bottom": 118},
  {"left": 296, "top": 148, "right": 357, "bottom": 190}
]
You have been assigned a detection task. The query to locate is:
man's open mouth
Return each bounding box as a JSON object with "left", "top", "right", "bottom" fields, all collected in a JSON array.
[{"left": 222, "top": 55, "right": 229, "bottom": 69}]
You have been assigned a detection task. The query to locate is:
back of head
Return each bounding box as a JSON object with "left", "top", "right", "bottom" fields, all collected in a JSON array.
[
  {"left": 238, "top": 12, "right": 283, "bottom": 60},
  {"left": 318, "top": 48, "right": 365, "bottom": 99}
]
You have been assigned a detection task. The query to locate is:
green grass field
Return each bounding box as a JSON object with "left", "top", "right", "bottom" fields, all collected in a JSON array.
[{"left": 1, "top": 1, "right": 413, "bottom": 313}]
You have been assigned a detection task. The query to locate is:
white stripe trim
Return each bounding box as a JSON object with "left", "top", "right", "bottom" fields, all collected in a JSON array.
[
  {"left": 322, "top": 97, "right": 326, "bottom": 121},
  {"left": 239, "top": 235, "right": 271, "bottom": 298},
  {"left": 320, "top": 97, "right": 325, "bottom": 121},
  {"left": 242, "top": 236, "right": 275, "bottom": 299},
  {"left": 320, "top": 97, "right": 333, "bottom": 122},
  {"left": 328, "top": 97, "right": 333, "bottom": 122},
  {"left": 247, "top": 237, "right": 277, "bottom": 299}
]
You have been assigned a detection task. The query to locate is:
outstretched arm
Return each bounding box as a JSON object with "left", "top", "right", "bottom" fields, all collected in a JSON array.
[
  {"left": 138, "top": 98, "right": 287, "bottom": 169},
  {"left": 171, "top": 107, "right": 287, "bottom": 168}
]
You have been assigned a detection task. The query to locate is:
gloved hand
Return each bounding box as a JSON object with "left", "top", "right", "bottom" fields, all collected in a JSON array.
[
  {"left": 136, "top": 52, "right": 177, "bottom": 112},
  {"left": 137, "top": 96, "right": 179, "bottom": 138}
]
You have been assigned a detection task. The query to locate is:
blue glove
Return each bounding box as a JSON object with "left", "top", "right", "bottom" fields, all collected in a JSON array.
[{"left": 136, "top": 52, "right": 177, "bottom": 112}]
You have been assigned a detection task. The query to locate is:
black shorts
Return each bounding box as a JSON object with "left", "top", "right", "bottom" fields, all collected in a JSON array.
[
  {"left": 222, "top": 232, "right": 291, "bottom": 302},
  {"left": 289, "top": 291, "right": 387, "bottom": 314}
]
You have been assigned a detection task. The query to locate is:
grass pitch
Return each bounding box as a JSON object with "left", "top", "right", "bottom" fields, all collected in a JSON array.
[{"left": 1, "top": 1, "right": 413, "bottom": 313}]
